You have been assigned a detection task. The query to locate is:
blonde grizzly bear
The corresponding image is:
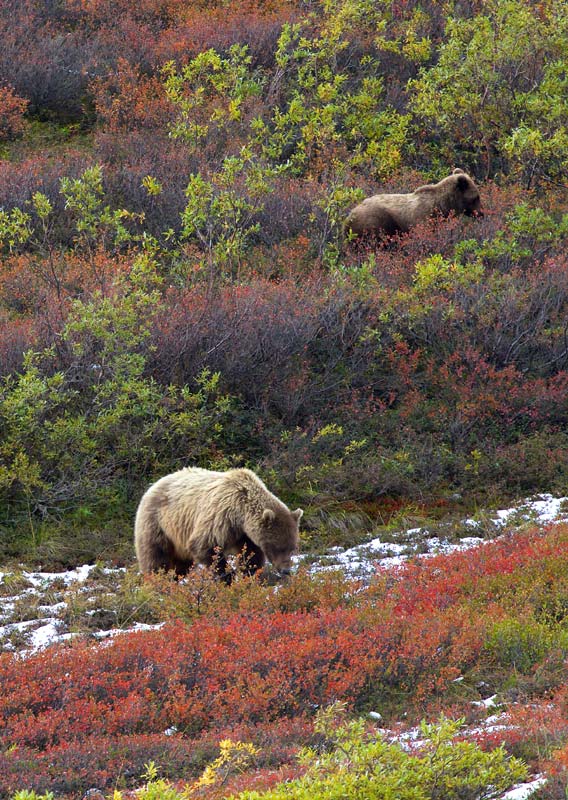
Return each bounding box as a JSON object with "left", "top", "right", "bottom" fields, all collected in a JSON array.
[
  {"left": 134, "top": 467, "right": 302, "bottom": 583},
  {"left": 344, "top": 168, "right": 482, "bottom": 239}
]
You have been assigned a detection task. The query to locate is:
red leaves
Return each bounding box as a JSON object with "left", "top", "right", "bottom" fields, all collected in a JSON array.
[
  {"left": 91, "top": 59, "right": 174, "bottom": 134},
  {"left": 0, "top": 84, "right": 28, "bottom": 140},
  {"left": 2, "top": 524, "right": 568, "bottom": 794}
]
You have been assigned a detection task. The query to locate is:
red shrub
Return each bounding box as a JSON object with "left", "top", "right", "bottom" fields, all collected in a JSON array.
[
  {"left": 154, "top": 3, "right": 297, "bottom": 67},
  {"left": 0, "top": 84, "right": 28, "bottom": 140},
  {"left": 91, "top": 59, "right": 174, "bottom": 133},
  {"left": 147, "top": 273, "right": 380, "bottom": 426},
  {"left": 3, "top": 525, "right": 568, "bottom": 794},
  {"left": 0, "top": 314, "right": 34, "bottom": 375}
]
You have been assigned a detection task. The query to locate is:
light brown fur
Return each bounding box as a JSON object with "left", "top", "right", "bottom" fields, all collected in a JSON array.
[
  {"left": 134, "top": 467, "right": 302, "bottom": 582},
  {"left": 344, "top": 168, "right": 482, "bottom": 239}
]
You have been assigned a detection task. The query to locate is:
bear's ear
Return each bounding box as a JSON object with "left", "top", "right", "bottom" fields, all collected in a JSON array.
[
  {"left": 456, "top": 174, "right": 470, "bottom": 191},
  {"left": 453, "top": 167, "right": 465, "bottom": 175},
  {"left": 292, "top": 508, "right": 303, "bottom": 521},
  {"left": 262, "top": 509, "right": 276, "bottom": 524}
]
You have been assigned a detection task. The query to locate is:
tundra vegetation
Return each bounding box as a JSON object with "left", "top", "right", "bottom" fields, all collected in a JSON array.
[{"left": 1, "top": 0, "right": 568, "bottom": 796}]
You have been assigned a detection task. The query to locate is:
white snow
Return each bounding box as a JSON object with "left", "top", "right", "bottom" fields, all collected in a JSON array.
[
  {"left": 29, "top": 620, "right": 62, "bottom": 650},
  {"left": 494, "top": 494, "right": 568, "bottom": 526},
  {"left": 1, "top": 493, "right": 567, "bottom": 652},
  {"left": 23, "top": 563, "right": 97, "bottom": 587},
  {"left": 0, "top": 564, "right": 127, "bottom": 653},
  {"left": 93, "top": 622, "right": 164, "bottom": 641},
  {"left": 0, "top": 619, "right": 39, "bottom": 639},
  {"left": 36, "top": 601, "right": 67, "bottom": 615},
  {"left": 500, "top": 777, "right": 547, "bottom": 800},
  {"left": 307, "top": 493, "right": 568, "bottom": 576},
  {"left": 472, "top": 694, "right": 499, "bottom": 709}
]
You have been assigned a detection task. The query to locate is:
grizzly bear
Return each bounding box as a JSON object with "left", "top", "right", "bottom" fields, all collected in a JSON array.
[
  {"left": 344, "top": 168, "right": 482, "bottom": 239},
  {"left": 134, "top": 467, "right": 302, "bottom": 583}
]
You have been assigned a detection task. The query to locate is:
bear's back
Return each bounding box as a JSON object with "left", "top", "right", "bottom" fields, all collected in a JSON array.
[
  {"left": 344, "top": 168, "right": 481, "bottom": 239},
  {"left": 346, "top": 190, "right": 436, "bottom": 235}
]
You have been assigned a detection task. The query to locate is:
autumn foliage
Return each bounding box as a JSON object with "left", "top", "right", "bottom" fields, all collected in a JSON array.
[
  {"left": 2, "top": 1, "right": 568, "bottom": 795},
  {"left": 2, "top": 525, "right": 568, "bottom": 795},
  {"left": 0, "top": 84, "right": 28, "bottom": 140}
]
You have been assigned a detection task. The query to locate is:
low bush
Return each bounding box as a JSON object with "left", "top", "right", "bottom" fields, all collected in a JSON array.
[
  {"left": 2, "top": 525, "right": 568, "bottom": 795},
  {"left": 232, "top": 711, "right": 527, "bottom": 800}
]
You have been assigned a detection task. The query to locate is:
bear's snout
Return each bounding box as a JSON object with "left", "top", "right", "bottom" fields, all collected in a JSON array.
[
  {"left": 273, "top": 554, "right": 293, "bottom": 571},
  {"left": 266, "top": 546, "right": 294, "bottom": 572}
]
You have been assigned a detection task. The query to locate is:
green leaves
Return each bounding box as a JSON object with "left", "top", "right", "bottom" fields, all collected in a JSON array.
[
  {"left": 0, "top": 206, "right": 32, "bottom": 253},
  {"left": 163, "top": 45, "right": 263, "bottom": 155},
  {"left": 264, "top": 20, "right": 409, "bottom": 178},
  {"left": 0, "top": 278, "right": 242, "bottom": 542},
  {"left": 235, "top": 712, "right": 527, "bottom": 800},
  {"left": 412, "top": 255, "right": 485, "bottom": 295},
  {"left": 61, "top": 165, "right": 140, "bottom": 250},
  {"left": 410, "top": 0, "right": 568, "bottom": 184},
  {"left": 0, "top": 166, "right": 141, "bottom": 260},
  {"left": 180, "top": 148, "right": 280, "bottom": 279}
]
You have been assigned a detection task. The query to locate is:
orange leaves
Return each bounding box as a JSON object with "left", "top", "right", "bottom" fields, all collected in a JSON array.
[
  {"left": 2, "top": 525, "right": 568, "bottom": 793},
  {"left": 91, "top": 59, "right": 173, "bottom": 133},
  {"left": 0, "top": 84, "right": 28, "bottom": 140}
]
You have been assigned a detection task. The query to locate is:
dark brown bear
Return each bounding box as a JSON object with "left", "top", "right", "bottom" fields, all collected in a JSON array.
[
  {"left": 344, "top": 168, "right": 482, "bottom": 238},
  {"left": 134, "top": 467, "right": 302, "bottom": 583}
]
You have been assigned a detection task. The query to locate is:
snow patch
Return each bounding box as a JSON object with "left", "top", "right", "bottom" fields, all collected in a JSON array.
[
  {"left": 1, "top": 493, "right": 568, "bottom": 653},
  {"left": 308, "top": 493, "right": 568, "bottom": 576},
  {"left": 472, "top": 694, "right": 499, "bottom": 709},
  {"left": 500, "top": 777, "right": 546, "bottom": 800},
  {"left": 23, "top": 563, "right": 96, "bottom": 587},
  {"left": 495, "top": 494, "right": 568, "bottom": 527},
  {"left": 30, "top": 620, "right": 62, "bottom": 650}
]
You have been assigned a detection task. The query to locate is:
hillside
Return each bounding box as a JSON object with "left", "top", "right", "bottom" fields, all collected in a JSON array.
[
  {"left": 2, "top": 501, "right": 568, "bottom": 797},
  {"left": 1, "top": 0, "right": 568, "bottom": 797}
]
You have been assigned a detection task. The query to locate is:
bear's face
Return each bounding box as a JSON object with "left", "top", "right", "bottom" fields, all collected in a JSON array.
[
  {"left": 261, "top": 507, "right": 302, "bottom": 573},
  {"left": 452, "top": 168, "right": 482, "bottom": 216}
]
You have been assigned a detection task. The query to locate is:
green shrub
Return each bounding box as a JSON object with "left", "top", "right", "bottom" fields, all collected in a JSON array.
[
  {"left": 0, "top": 266, "right": 246, "bottom": 555},
  {"left": 485, "top": 617, "right": 558, "bottom": 674},
  {"left": 234, "top": 711, "right": 526, "bottom": 800},
  {"left": 411, "top": 0, "right": 568, "bottom": 185},
  {"left": 112, "top": 709, "right": 527, "bottom": 800}
]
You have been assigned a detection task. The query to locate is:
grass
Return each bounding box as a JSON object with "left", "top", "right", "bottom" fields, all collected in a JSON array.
[{"left": 0, "top": 118, "right": 94, "bottom": 162}]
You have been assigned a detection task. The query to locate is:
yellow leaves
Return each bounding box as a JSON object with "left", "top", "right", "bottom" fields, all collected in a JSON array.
[
  {"left": 192, "top": 740, "right": 260, "bottom": 791},
  {"left": 142, "top": 176, "right": 163, "bottom": 197},
  {"left": 465, "top": 449, "right": 483, "bottom": 475},
  {"left": 402, "top": 33, "right": 431, "bottom": 63},
  {"left": 0, "top": 206, "right": 32, "bottom": 253},
  {"left": 312, "top": 423, "right": 344, "bottom": 443},
  {"left": 413, "top": 254, "right": 485, "bottom": 295},
  {"left": 316, "top": 82, "right": 338, "bottom": 103}
]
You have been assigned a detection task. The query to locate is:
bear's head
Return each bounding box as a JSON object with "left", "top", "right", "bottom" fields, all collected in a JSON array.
[
  {"left": 451, "top": 168, "right": 482, "bottom": 216},
  {"left": 261, "top": 507, "right": 302, "bottom": 574}
]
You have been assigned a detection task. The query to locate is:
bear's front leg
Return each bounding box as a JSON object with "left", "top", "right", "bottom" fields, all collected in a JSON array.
[
  {"left": 202, "top": 547, "right": 234, "bottom": 584},
  {"left": 237, "top": 536, "right": 266, "bottom": 576},
  {"left": 172, "top": 557, "right": 194, "bottom": 578}
]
